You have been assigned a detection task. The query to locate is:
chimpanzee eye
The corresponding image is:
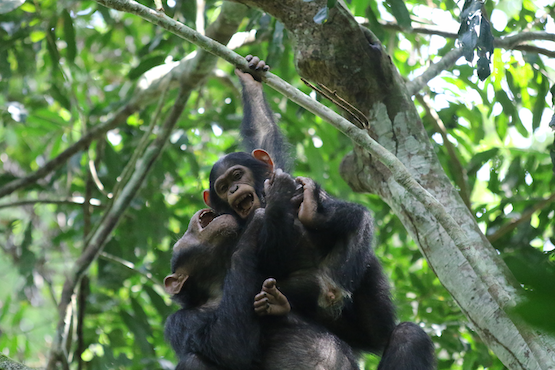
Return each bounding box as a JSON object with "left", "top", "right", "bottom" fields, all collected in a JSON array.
[
  {"left": 232, "top": 170, "right": 243, "bottom": 180},
  {"left": 218, "top": 183, "right": 228, "bottom": 193}
]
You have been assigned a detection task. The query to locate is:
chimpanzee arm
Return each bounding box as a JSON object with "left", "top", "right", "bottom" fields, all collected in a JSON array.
[
  {"left": 187, "top": 212, "right": 266, "bottom": 370},
  {"left": 257, "top": 170, "right": 305, "bottom": 278},
  {"left": 236, "top": 58, "right": 291, "bottom": 172},
  {"left": 296, "top": 176, "right": 367, "bottom": 238}
]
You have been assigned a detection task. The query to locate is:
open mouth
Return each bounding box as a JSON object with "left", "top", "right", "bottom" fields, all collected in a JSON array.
[
  {"left": 198, "top": 209, "right": 216, "bottom": 229},
  {"left": 233, "top": 192, "right": 254, "bottom": 217}
]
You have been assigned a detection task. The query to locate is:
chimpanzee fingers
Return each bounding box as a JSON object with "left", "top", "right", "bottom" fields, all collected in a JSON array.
[
  {"left": 295, "top": 176, "right": 316, "bottom": 190},
  {"left": 247, "top": 56, "right": 261, "bottom": 69},
  {"left": 246, "top": 54, "right": 253, "bottom": 62},
  {"left": 290, "top": 193, "right": 304, "bottom": 209}
]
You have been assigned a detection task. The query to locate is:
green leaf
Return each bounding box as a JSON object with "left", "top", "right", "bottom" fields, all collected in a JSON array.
[
  {"left": 144, "top": 285, "right": 173, "bottom": 318},
  {"left": 327, "top": 0, "right": 337, "bottom": 8},
  {"left": 385, "top": 0, "right": 412, "bottom": 29},
  {"left": 50, "top": 83, "right": 71, "bottom": 110},
  {"left": 18, "top": 220, "right": 37, "bottom": 281},
  {"left": 313, "top": 6, "right": 329, "bottom": 24},
  {"left": 0, "top": 0, "right": 25, "bottom": 14},
  {"left": 120, "top": 310, "right": 155, "bottom": 356},
  {"left": 467, "top": 148, "right": 499, "bottom": 175},
  {"left": 513, "top": 112, "right": 528, "bottom": 138},
  {"left": 128, "top": 55, "right": 166, "bottom": 80},
  {"left": 29, "top": 31, "right": 46, "bottom": 43},
  {"left": 550, "top": 83, "right": 555, "bottom": 106},
  {"left": 62, "top": 10, "right": 76, "bottom": 63}
]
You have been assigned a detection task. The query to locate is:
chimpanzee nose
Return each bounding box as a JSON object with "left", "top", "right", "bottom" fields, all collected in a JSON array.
[{"left": 230, "top": 184, "right": 239, "bottom": 194}]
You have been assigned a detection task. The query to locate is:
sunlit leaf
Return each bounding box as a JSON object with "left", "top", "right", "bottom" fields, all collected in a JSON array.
[{"left": 62, "top": 10, "right": 76, "bottom": 63}]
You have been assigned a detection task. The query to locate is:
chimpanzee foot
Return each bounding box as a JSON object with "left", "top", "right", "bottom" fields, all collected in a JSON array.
[{"left": 254, "top": 278, "right": 291, "bottom": 316}]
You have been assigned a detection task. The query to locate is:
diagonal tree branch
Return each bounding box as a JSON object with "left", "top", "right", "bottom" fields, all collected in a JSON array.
[{"left": 0, "top": 198, "right": 102, "bottom": 209}]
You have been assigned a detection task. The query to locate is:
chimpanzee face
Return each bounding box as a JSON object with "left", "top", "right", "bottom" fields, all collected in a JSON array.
[
  {"left": 213, "top": 165, "right": 262, "bottom": 220},
  {"left": 164, "top": 208, "right": 240, "bottom": 295}
]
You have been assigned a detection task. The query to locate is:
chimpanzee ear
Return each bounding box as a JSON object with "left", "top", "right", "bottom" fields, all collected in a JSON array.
[
  {"left": 164, "top": 273, "right": 189, "bottom": 295},
  {"left": 252, "top": 149, "right": 274, "bottom": 171},
  {"left": 203, "top": 190, "right": 212, "bottom": 208}
]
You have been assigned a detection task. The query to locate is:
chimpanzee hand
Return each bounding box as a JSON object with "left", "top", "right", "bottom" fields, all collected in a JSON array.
[
  {"left": 254, "top": 278, "right": 291, "bottom": 316},
  {"left": 264, "top": 169, "right": 297, "bottom": 208},
  {"left": 235, "top": 55, "right": 270, "bottom": 84},
  {"left": 295, "top": 177, "right": 320, "bottom": 228}
]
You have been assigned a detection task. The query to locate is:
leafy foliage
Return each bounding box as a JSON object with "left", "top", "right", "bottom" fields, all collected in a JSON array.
[{"left": 0, "top": 0, "right": 554, "bottom": 369}]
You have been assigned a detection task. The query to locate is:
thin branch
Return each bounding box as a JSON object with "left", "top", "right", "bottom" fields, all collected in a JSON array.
[
  {"left": 93, "top": 0, "right": 525, "bottom": 320},
  {"left": 406, "top": 47, "right": 464, "bottom": 96},
  {"left": 415, "top": 94, "right": 471, "bottom": 210},
  {"left": 488, "top": 192, "right": 555, "bottom": 243},
  {"left": 512, "top": 44, "right": 555, "bottom": 58},
  {"left": 0, "top": 198, "right": 102, "bottom": 209},
  {"left": 402, "top": 29, "right": 555, "bottom": 96},
  {"left": 376, "top": 21, "right": 459, "bottom": 39},
  {"left": 45, "top": 87, "right": 190, "bottom": 370},
  {"left": 99, "top": 251, "right": 161, "bottom": 286}
]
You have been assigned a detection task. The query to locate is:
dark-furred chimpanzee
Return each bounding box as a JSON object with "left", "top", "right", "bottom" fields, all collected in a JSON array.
[
  {"left": 203, "top": 56, "right": 435, "bottom": 370},
  {"left": 164, "top": 208, "right": 359, "bottom": 370}
]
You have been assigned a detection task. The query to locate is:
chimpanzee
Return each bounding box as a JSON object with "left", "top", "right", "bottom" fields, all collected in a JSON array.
[
  {"left": 202, "top": 56, "right": 435, "bottom": 369},
  {"left": 164, "top": 208, "right": 360, "bottom": 370}
]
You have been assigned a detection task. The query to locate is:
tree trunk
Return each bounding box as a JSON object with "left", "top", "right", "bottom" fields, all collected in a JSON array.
[{"left": 234, "top": 0, "right": 555, "bottom": 368}]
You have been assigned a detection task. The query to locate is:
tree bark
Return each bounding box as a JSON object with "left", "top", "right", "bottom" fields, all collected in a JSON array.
[{"left": 234, "top": 0, "right": 555, "bottom": 368}]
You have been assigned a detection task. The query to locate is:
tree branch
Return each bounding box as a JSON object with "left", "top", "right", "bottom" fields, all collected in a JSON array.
[
  {"left": 406, "top": 48, "right": 464, "bottom": 96},
  {"left": 45, "top": 87, "right": 190, "bottom": 370},
  {"left": 404, "top": 30, "right": 555, "bottom": 96},
  {"left": 488, "top": 192, "right": 555, "bottom": 243},
  {"left": 0, "top": 198, "right": 102, "bottom": 209}
]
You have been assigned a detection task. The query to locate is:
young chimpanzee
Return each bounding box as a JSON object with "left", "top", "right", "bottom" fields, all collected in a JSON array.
[
  {"left": 164, "top": 208, "right": 359, "bottom": 370},
  {"left": 203, "top": 56, "right": 435, "bottom": 370}
]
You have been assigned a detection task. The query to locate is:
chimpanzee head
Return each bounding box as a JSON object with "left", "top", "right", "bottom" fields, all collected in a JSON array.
[
  {"left": 164, "top": 208, "right": 240, "bottom": 301},
  {"left": 203, "top": 149, "right": 274, "bottom": 220}
]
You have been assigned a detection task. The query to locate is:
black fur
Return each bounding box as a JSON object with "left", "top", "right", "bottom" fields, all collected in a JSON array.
[{"left": 165, "top": 212, "right": 360, "bottom": 370}]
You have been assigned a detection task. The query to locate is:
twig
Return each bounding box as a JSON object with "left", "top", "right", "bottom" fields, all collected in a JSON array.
[
  {"left": 88, "top": 158, "right": 110, "bottom": 197},
  {"left": 301, "top": 78, "right": 368, "bottom": 129},
  {"left": 0, "top": 198, "right": 102, "bottom": 209},
  {"left": 45, "top": 87, "right": 190, "bottom": 370},
  {"left": 406, "top": 47, "right": 464, "bottom": 96},
  {"left": 415, "top": 94, "right": 471, "bottom": 210},
  {"left": 488, "top": 192, "right": 555, "bottom": 243}
]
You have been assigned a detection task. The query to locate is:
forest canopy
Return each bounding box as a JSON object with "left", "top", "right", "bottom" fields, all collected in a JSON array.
[{"left": 0, "top": 0, "right": 554, "bottom": 369}]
